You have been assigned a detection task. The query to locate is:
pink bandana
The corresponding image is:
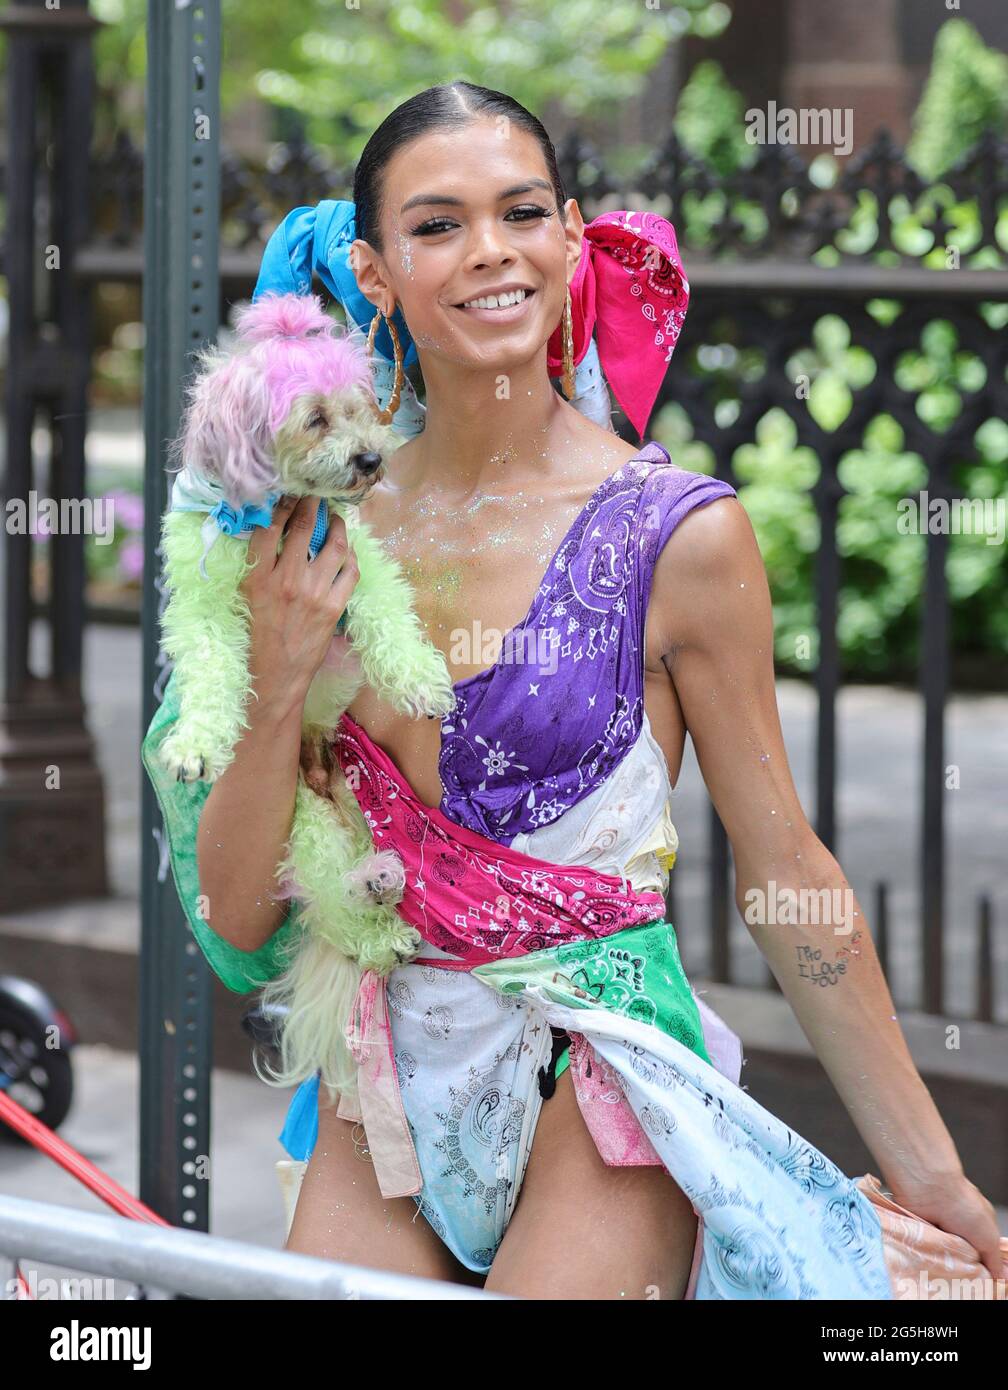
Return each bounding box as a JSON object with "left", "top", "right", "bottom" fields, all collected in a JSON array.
[
  {"left": 333, "top": 711, "right": 666, "bottom": 966},
  {"left": 546, "top": 210, "right": 690, "bottom": 438}
]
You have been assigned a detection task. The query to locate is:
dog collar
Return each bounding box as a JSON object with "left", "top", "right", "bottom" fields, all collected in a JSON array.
[
  {"left": 207, "top": 495, "right": 279, "bottom": 535},
  {"left": 197, "top": 493, "right": 329, "bottom": 578}
]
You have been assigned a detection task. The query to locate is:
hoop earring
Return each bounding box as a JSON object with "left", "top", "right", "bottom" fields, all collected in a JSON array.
[
  {"left": 561, "top": 285, "right": 576, "bottom": 400},
  {"left": 365, "top": 305, "right": 405, "bottom": 425}
]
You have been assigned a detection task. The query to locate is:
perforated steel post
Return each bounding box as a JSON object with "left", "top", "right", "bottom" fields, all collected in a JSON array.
[{"left": 140, "top": 0, "right": 221, "bottom": 1232}]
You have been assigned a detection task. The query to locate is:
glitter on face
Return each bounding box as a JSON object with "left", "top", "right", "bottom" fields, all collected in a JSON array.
[{"left": 393, "top": 228, "right": 414, "bottom": 278}]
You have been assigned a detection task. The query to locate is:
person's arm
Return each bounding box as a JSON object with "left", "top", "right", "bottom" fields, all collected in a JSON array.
[
  {"left": 650, "top": 494, "right": 1003, "bottom": 1281},
  {"left": 196, "top": 493, "right": 360, "bottom": 954}
]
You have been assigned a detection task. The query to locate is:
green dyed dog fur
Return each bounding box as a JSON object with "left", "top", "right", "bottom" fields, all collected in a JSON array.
[{"left": 157, "top": 504, "right": 455, "bottom": 1093}]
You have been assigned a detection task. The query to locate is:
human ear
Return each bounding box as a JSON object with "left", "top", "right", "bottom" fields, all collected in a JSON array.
[
  {"left": 348, "top": 238, "right": 394, "bottom": 316},
  {"left": 562, "top": 199, "right": 585, "bottom": 284}
]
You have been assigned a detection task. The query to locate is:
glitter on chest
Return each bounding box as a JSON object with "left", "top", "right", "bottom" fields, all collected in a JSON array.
[{"left": 379, "top": 490, "right": 567, "bottom": 574}]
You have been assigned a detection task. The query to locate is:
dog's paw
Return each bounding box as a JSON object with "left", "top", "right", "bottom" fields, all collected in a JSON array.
[
  {"left": 344, "top": 850, "right": 406, "bottom": 906},
  {"left": 159, "top": 738, "right": 215, "bottom": 783},
  {"left": 386, "top": 924, "right": 422, "bottom": 967},
  {"left": 175, "top": 753, "right": 213, "bottom": 783},
  {"left": 392, "top": 932, "right": 423, "bottom": 967}
]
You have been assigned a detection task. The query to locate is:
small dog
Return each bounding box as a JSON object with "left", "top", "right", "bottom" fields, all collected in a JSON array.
[{"left": 157, "top": 293, "right": 455, "bottom": 1089}]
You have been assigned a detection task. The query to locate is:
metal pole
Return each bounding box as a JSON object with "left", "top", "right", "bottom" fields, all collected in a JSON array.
[
  {"left": 140, "top": 0, "right": 221, "bottom": 1229},
  {"left": 0, "top": 1195, "right": 500, "bottom": 1300},
  {"left": 920, "top": 478, "right": 948, "bottom": 1015}
]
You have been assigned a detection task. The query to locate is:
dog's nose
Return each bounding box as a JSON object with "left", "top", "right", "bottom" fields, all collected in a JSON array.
[{"left": 351, "top": 451, "right": 383, "bottom": 476}]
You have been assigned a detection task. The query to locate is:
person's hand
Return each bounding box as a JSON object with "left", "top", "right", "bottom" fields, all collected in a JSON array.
[
  {"left": 240, "top": 495, "right": 359, "bottom": 715},
  {"left": 886, "top": 1168, "right": 1005, "bottom": 1285}
]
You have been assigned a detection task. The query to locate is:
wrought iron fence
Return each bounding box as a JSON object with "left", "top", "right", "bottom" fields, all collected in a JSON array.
[{"left": 60, "top": 123, "right": 1008, "bottom": 266}]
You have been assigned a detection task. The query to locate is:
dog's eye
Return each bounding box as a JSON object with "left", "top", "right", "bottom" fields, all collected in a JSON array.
[{"left": 308, "top": 411, "right": 329, "bottom": 430}]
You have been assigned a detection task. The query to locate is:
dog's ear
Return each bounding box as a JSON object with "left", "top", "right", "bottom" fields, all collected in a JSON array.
[{"left": 167, "top": 350, "right": 278, "bottom": 507}]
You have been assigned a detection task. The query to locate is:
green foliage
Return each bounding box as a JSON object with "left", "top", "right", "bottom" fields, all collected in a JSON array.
[
  {"left": 654, "top": 385, "right": 1008, "bottom": 682},
  {"left": 672, "top": 29, "right": 1008, "bottom": 271},
  {"left": 90, "top": 0, "right": 148, "bottom": 146},
  {"left": 906, "top": 19, "right": 1008, "bottom": 181},
  {"left": 787, "top": 315, "right": 877, "bottom": 435},
  {"left": 671, "top": 60, "right": 787, "bottom": 249},
  {"left": 86, "top": 0, "right": 730, "bottom": 151},
  {"left": 673, "top": 58, "right": 752, "bottom": 176}
]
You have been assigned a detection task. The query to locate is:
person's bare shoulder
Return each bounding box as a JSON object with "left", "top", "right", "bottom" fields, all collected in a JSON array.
[
  {"left": 577, "top": 409, "right": 644, "bottom": 462},
  {"left": 649, "top": 493, "right": 760, "bottom": 659},
  {"left": 562, "top": 416, "right": 658, "bottom": 490}
]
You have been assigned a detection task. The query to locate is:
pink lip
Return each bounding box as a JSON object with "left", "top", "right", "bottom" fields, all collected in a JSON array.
[{"left": 451, "top": 288, "right": 537, "bottom": 324}]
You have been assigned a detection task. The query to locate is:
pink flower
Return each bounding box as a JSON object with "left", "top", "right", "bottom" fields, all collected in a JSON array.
[
  {"left": 118, "top": 539, "right": 144, "bottom": 581},
  {"left": 105, "top": 490, "right": 144, "bottom": 532}
]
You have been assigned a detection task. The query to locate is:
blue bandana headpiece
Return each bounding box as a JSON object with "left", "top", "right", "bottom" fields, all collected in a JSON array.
[{"left": 252, "top": 199, "right": 419, "bottom": 370}]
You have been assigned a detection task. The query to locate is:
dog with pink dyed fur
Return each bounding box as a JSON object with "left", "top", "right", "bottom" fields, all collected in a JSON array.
[{"left": 154, "top": 293, "right": 455, "bottom": 1088}]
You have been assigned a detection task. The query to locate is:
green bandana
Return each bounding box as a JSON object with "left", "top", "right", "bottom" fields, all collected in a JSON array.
[{"left": 472, "top": 918, "right": 713, "bottom": 1065}]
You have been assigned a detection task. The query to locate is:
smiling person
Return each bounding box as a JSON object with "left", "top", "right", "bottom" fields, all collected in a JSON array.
[{"left": 182, "top": 82, "right": 1003, "bottom": 1301}]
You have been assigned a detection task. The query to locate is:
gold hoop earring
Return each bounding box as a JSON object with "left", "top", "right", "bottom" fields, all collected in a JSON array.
[
  {"left": 561, "top": 285, "right": 576, "bottom": 400},
  {"left": 365, "top": 305, "right": 405, "bottom": 425}
]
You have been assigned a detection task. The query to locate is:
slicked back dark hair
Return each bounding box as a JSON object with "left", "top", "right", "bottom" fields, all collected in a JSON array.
[{"left": 352, "top": 81, "right": 567, "bottom": 254}]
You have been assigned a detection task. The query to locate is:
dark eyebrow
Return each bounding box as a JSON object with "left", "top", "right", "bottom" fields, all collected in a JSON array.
[{"left": 399, "top": 179, "right": 554, "bottom": 216}]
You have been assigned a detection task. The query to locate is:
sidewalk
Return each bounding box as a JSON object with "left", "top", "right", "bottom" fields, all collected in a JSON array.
[{"left": 1, "top": 1043, "right": 292, "bottom": 1297}]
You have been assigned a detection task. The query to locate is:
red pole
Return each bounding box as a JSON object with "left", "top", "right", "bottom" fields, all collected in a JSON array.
[{"left": 0, "top": 1090, "right": 170, "bottom": 1225}]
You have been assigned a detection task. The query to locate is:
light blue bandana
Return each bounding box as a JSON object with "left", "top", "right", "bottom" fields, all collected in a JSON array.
[{"left": 168, "top": 466, "right": 327, "bottom": 579}]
